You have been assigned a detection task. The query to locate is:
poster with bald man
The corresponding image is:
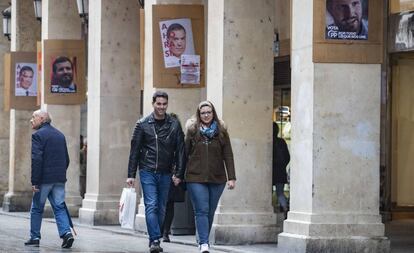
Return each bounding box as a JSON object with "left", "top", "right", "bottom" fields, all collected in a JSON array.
[{"left": 325, "top": 0, "right": 369, "bottom": 40}]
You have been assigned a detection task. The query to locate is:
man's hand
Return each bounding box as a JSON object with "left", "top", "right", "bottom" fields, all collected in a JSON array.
[
  {"left": 227, "top": 180, "right": 236, "bottom": 190},
  {"left": 126, "top": 178, "right": 135, "bottom": 187},
  {"left": 32, "top": 185, "right": 40, "bottom": 192},
  {"left": 172, "top": 175, "right": 181, "bottom": 186}
]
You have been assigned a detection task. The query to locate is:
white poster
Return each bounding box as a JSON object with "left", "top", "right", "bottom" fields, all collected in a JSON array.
[
  {"left": 180, "top": 54, "right": 200, "bottom": 85},
  {"left": 15, "top": 62, "right": 37, "bottom": 96},
  {"left": 159, "top": 18, "right": 195, "bottom": 68}
]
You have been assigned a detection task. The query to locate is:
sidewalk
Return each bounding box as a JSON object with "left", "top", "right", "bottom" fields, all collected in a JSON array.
[
  {"left": 1, "top": 209, "right": 413, "bottom": 253},
  {"left": 0, "top": 209, "right": 280, "bottom": 253}
]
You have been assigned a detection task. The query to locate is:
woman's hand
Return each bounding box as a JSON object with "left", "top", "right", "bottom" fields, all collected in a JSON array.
[{"left": 227, "top": 180, "right": 236, "bottom": 190}]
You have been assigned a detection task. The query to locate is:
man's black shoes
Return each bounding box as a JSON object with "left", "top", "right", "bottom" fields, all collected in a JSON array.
[
  {"left": 24, "top": 238, "right": 39, "bottom": 247},
  {"left": 61, "top": 232, "right": 74, "bottom": 248},
  {"left": 162, "top": 233, "right": 170, "bottom": 243},
  {"left": 149, "top": 240, "right": 163, "bottom": 253}
]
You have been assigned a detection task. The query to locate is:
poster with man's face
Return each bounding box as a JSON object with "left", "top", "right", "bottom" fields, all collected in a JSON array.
[
  {"left": 15, "top": 62, "right": 37, "bottom": 97},
  {"left": 325, "top": 0, "right": 369, "bottom": 40},
  {"left": 50, "top": 56, "right": 78, "bottom": 93},
  {"left": 159, "top": 18, "right": 195, "bottom": 68}
]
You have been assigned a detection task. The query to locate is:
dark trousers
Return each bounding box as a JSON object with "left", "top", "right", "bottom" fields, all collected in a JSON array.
[{"left": 162, "top": 200, "right": 174, "bottom": 235}]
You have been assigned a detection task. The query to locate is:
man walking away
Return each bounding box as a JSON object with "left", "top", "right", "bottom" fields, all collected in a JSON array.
[{"left": 24, "top": 110, "right": 74, "bottom": 249}]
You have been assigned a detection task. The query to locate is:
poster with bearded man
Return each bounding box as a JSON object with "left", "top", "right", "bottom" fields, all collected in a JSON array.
[
  {"left": 325, "top": 0, "right": 369, "bottom": 40},
  {"left": 50, "top": 56, "right": 78, "bottom": 93}
]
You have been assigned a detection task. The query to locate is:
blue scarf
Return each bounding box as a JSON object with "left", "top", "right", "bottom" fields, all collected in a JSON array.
[{"left": 200, "top": 121, "right": 218, "bottom": 139}]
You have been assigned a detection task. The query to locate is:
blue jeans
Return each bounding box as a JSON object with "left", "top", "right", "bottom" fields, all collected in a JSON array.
[
  {"left": 139, "top": 170, "right": 171, "bottom": 243},
  {"left": 276, "top": 183, "right": 288, "bottom": 211},
  {"left": 30, "top": 182, "right": 71, "bottom": 240},
  {"left": 187, "top": 183, "right": 225, "bottom": 245}
]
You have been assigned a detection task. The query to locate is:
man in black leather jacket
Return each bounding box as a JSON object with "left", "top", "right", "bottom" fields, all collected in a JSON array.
[{"left": 126, "top": 91, "right": 185, "bottom": 253}]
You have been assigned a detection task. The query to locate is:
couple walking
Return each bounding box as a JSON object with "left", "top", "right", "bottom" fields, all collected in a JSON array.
[{"left": 127, "top": 91, "right": 236, "bottom": 253}]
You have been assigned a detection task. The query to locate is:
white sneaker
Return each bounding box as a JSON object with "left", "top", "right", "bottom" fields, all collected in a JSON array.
[{"left": 199, "top": 243, "right": 209, "bottom": 253}]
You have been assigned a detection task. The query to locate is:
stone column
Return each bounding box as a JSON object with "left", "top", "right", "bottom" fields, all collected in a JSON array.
[
  {"left": 41, "top": 0, "right": 82, "bottom": 215},
  {"left": 2, "top": 0, "right": 41, "bottom": 212},
  {"left": 277, "top": 1, "right": 390, "bottom": 252},
  {"left": 78, "top": 0, "right": 141, "bottom": 225},
  {"left": 204, "top": 0, "right": 278, "bottom": 244},
  {"left": 0, "top": 0, "right": 11, "bottom": 206},
  {"left": 134, "top": 0, "right": 204, "bottom": 233}
]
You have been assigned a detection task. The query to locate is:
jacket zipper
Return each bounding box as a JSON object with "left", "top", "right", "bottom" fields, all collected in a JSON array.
[
  {"left": 153, "top": 125, "right": 159, "bottom": 172},
  {"left": 166, "top": 127, "right": 175, "bottom": 139},
  {"left": 205, "top": 139, "right": 209, "bottom": 182}
]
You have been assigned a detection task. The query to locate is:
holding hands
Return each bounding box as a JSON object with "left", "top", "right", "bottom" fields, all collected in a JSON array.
[{"left": 172, "top": 175, "right": 181, "bottom": 186}]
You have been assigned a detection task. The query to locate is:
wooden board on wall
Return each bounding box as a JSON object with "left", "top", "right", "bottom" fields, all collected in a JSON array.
[
  {"left": 390, "top": 0, "right": 414, "bottom": 14},
  {"left": 4, "top": 52, "right": 39, "bottom": 111},
  {"left": 152, "top": 5, "right": 205, "bottom": 88},
  {"left": 279, "top": 39, "right": 290, "bottom": 57},
  {"left": 37, "top": 41, "right": 42, "bottom": 106},
  {"left": 140, "top": 8, "right": 145, "bottom": 91},
  {"left": 43, "top": 40, "right": 86, "bottom": 105},
  {"left": 3, "top": 53, "right": 10, "bottom": 111},
  {"left": 313, "top": 0, "right": 383, "bottom": 63}
]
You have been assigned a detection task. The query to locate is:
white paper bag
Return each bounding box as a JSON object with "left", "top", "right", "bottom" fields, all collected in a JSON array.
[{"left": 119, "top": 187, "right": 137, "bottom": 229}]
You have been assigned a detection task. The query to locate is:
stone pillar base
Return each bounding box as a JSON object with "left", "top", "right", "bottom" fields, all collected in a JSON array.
[
  {"left": 78, "top": 194, "right": 120, "bottom": 225},
  {"left": 43, "top": 194, "right": 82, "bottom": 218},
  {"left": 278, "top": 233, "right": 390, "bottom": 253},
  {"left": 2, "top": 191, "right": 32, "bottom": 212},
  {"left": 210, "top": 212, "right": 280, "bottom": 244}
]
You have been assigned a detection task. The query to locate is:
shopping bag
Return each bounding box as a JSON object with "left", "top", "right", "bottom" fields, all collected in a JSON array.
[{"left": 119, "top": 187, "right": 137, "bottom": 229}]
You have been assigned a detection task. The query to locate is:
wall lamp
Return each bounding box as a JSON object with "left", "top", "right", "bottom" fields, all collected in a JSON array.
[
  {"left": 2, "top": 6, "right": 11, "bottom": 41},
  {"left": 76, "top": 0, "right": 88, "bottom": 25},
  {"left": 33, "top": 0, "right": 41, "bottom": 21}
]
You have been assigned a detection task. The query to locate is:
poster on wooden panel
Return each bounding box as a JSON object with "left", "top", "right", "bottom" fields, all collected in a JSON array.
[
  {"left": 3, "top": 52, "right": 39, "bottom": 111},
  {"left": 313, "top": 0, "right": 383, "bottom": 63},
  {"left": 389, "top": 11, "right": 414, "bottom": 52},
  {"left": 43, "top": 40, "right": 86, "bottom": 104},
  {"left": 152, "top": 5, "right": 205, "bottom": 88},
  {"left": 140, "top": 8, "right": 145, "bottom": 90},
  {"left": 37, "top": 41, "right": 42, "bottom": 106}
]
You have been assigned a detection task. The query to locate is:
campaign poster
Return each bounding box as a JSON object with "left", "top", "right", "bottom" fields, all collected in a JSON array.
[
  {"left": 325, "top": 0, "right": 369, "bottom": 40},
  {"left": 15, "top": 62, "right": 37, "bottom": 97},
  {"left": 50, "top": 56, "right": 78, "bottom": 93},
  {"left": 180, "top": 54, "right": 200, "bottom": 85},
  {"left": 159, "top": 18, "right": 195, "bottom": 68}
]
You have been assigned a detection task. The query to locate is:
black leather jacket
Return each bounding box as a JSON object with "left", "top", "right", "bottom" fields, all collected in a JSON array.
[{"left": 127, "top": 113, "right": 185, "bottom": 179}]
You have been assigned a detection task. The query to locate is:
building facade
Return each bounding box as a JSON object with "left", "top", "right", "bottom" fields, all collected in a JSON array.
[{"left": 1, "top": 0, "right": 414, "bottom": 252}]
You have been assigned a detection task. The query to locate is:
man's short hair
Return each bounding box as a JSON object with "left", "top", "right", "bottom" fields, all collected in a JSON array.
[
  {"left": 34, "top": 109, "right": 52, "bottom": 124},
  {"left": 167, "top": 23, "right": 186, "bottom": 39},
  {"left": 152, "top": 91, "right": 169, "bottom": 103},
  {"left": 327, "top": 0, "right": 362, "bottom": 10},
  {"left": 326, "top": 0, "right": 332, "bottom": 6},
  {"left": 20, "top": 66, "right": 34, "bottom": 76},
  {"left": 52, "top": 56, "right": 73, "bottom": 73}
]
